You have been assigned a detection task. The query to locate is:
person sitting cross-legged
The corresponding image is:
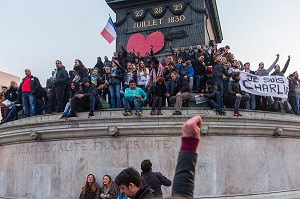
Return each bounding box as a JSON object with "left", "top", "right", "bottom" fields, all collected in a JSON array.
[
  {"left": 200, "top": 79, "right": 226, "bottom": 115},
  {"left": 67, "top": 78, "right": 99, "bottom": 118},
  {"left": 123, "top": 80, "right": 147, "bottom": 116}
]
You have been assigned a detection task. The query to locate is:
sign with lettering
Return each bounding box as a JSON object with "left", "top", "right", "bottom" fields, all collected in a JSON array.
[
  {"left": 127, "top": 2, "right": 192, "bottom": 33},
  {"left": 239, "top": 72, "right": 289, "bottom": 98}
]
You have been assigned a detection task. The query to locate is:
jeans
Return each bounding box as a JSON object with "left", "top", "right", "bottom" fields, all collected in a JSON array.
[
  {"left": 3, "top": 104, "right": 22, "bottom": 122},
  {"left": 193, "top": 75, "right": 202, "bottom": 92},
  {"left": 138, "top": 85, "right": 147, "bottom": 93},
  {"left": 109, "top": 84, "right": 121, "bottom": 108},
  {"left": 62, "top": 102, "right": 71, "bottom": 116},
  {"left": 22, "top": 92, "right": 36, "bottom": 117},
  {"left": 165, "top": 79, "right": 174, "bottom": 93},
  {"left": 36, "top": 99, "right": 44, "bottom": 115},
  {"left": 231, "top": 94, "right": 250, "bottom": 111},
  {"left": 71, "top": 96, "right": 97, "bottom": 112},
  {"left": 123, "top": 98, "right": 144, "bottom": 112},
  {"left": 295, "top": 92, "right": 300, "bottom": 114},
  {"left": 214, "top": 78, "right": 223, "bottom": 107},
  {"left": 246, "top": 93, "right": 256, "bottom": 110},
  {"left": 207, "top": 91, "right": 222, "bottom": 112},
  {"left": 48, "top": 86, "right": 66, "bottom": 112}
]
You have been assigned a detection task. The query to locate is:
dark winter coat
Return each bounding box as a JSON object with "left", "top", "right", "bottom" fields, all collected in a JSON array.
[{"left": 171, "top": 76, "right": 191, "bottom": 96}]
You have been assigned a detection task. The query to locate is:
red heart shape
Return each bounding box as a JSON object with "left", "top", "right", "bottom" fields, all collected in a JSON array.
[{"left": 126, "top": 32, "right": 165, "bottom": 57}]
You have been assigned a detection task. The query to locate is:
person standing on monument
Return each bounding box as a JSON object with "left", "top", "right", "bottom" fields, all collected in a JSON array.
[
  {"left": 177, "top": 46, "right": 188, "bottom": 61},
  {"left": 18, "top": 69, "right": 41, "bottom": 117},
  {"left": 254, "top": 54, "right": 279, "bottom": 110},
  {"left": 146, "top": 58, "right": 164, "bottom": 89},
  {"left": 140, "top": 159, "right": 172, "bottom": 198},
  {"left": 80, "top": 174, "right": 101, "bottom": 199},
  {"left": 47, "top": 60, "right": 69, "bottom": 114}
]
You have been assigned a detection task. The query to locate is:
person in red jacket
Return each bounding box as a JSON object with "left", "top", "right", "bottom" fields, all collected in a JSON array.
[{"left": 18, "top": 69, "right": 41, "bottom": 117}]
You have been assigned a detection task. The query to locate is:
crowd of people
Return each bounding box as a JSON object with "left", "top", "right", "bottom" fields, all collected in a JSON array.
[
  {"left": 79, "top": 115, "right": 202, "bottom": 199},
  {"left": 1, "top": 41, "right": 300, "bottom": 124}
]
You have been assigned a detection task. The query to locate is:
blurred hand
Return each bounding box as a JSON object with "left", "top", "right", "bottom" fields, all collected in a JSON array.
[
  {"left": 236, "top": 93, "right": 242, "bottom": 97},
  {"left": 176, "top": 92, "right": 181, "bottom": 97},
  {"left": 76, "top": 94, "right": 84, "bottom": 99},
  {"left": 182, "top": 115, "right": 202, "bottom": 140},
  {"left": 276, "top": 54, "right": 280, "bottom": 58},
  {"left": 288, "top": 55, "right": 290, "bottom": 59}
]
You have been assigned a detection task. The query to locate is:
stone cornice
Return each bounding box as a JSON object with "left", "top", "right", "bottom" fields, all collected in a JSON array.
[{"left": 0, "top": 109, "right": 300, "bottom": 146}]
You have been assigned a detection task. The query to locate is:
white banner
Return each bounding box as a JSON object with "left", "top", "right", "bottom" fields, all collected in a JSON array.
[{"left": 239, "top": 72, "right": 289, "bottom": 98}]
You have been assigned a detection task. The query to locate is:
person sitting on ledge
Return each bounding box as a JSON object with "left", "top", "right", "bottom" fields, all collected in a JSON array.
[
  {"left": 115, "top": 115, "right": 202, "bottom": 199},
  {"left": 166, "top": 71, "right": 192, "bottom": 115},
  {"left": 228, "top": 72, "right": 250, "bottom": 116},
  {"left": 200, "top": 79, "right": 226, "bottom": 115},
  {"left": 123, "top": 80, "right": 147, "bottom": 116},
  {"left": 148, "top": 77, "right": 167, "bottom": 115},
  {"left": 68, "top": 78, "right": 99, "bottom": 118}
]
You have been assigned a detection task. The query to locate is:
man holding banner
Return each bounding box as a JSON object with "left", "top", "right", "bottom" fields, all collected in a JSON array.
[
  {"left": 254, "top": 54, "right": 279, "bottom": 110},
  {"left": 270, "top": 56, "right": 290, "bottom": 111}
]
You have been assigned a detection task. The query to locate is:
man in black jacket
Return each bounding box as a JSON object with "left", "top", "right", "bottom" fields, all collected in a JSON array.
[
  {"left": 167, "top": 71, "right": 191, "bottom": 115},
  {"left": 115, "top": 167, "right": 153, "bottom": 199},
  {"left": 192, "top": 55, "right": 206, "bottom": 93},
  {"left": 68, "top": 78, "right": 99, "bottom": 117},
  {"left": 47, "top": 60, "right": 69, "bottom": 113},
  {"left": 200, "top": 80, "right": 226, "bottom": 115},
  {"left": 18, "top": 69, "right": 41, "bottom": 117},
  {"left": 228, "top": 72, "right": 249, "bottom": 116},
  {"left": 141, "top": 159, "right": 172, "bottom": 198},
  {"left": 115, "top": 115, "right": 202, "bottom": 199}
]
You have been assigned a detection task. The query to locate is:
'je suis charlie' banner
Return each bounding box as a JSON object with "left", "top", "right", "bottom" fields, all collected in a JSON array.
[{"left": 239, "top": 72, "right": 289, "bottom": 98}]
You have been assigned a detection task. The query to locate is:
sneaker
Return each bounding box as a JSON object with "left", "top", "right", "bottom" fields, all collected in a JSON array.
[
  {"left": 135, "top": 111, "right": 142, "bottom": 116},
  {"left": 123, "top": 111, "right": 132, "bottom": 116},
  {"left": 218, "top": 111, "right": 227, "bottom": 116},
  {"left": 88, "top": 111, "right": 94, "bottom": 117},
  {"left": 67, "top": 111, "right": 77, "bottom": 118},
  {"left": 234, "top": 111, "right": 243, "bottom": 116},
  {"left": 172, "top": 111, "right": 182, "bottom": 115}
]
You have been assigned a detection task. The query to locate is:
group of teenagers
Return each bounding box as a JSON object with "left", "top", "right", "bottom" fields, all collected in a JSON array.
[{"left": 79, "top": 115, "right": 203, "bottom": 199}]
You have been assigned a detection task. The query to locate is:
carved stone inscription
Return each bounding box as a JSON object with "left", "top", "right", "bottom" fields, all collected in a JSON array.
[
  {"left": 12, "top": 138, "right": 173, "bottom": 155},
  {"left": 127, "top": 2, "right": 192, "bottom": 33}
]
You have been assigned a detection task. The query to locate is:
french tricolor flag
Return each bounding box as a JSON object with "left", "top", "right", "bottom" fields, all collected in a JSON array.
[{"left": 101, "top": 16, "right": 117, "bottom": 44}]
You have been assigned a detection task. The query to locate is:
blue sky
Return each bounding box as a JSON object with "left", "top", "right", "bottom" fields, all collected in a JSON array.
[{"left": 0, "top": 0, "right": 299, "bottom": 86}]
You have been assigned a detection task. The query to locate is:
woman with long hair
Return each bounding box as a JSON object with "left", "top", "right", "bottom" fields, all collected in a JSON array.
[
  {"left": 60, "top": 81, "right": 80, "bottom": 118},
  {"left": 137, "top": 61, "right": 149, "bottom": 92},
  {"left": 74, "top": 59, "right": 88, "bottom": 82},
  {"left": 100, "top": 175, "right": 118, "bottom": 199},
  {"left": 80, "top": 174, "right": 100, "bottom": 199}
]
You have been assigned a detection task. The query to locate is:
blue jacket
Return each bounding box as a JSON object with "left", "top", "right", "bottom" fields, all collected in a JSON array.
[{"left": 179, "top": 64, "right": 194, "bottom": 79}]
